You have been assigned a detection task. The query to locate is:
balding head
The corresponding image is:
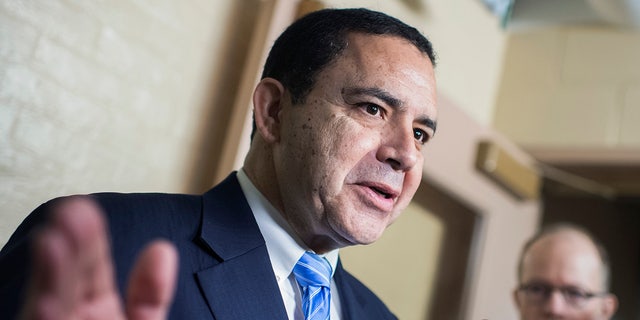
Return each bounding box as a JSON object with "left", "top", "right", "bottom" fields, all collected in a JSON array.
[
  {"left": 513, "top": 223, "right": 618, "bottom": 320},
  {"left": 517, "top": 224, "right": 610, "bottom": 291}
]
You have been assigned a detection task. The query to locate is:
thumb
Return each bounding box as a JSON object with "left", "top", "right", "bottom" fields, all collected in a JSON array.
[{"left": 125, "top": 240, "right": 178, "bottom": 320}]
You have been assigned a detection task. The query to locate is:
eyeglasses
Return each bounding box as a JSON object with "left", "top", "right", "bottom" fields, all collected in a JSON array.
[{"left": 517, "top": 283, "right": 609, "bottom": 308}]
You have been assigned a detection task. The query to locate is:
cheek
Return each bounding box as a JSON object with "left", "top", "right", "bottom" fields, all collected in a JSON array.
[
  {"left": 283, "top": 115, "right": 357, "bottom": 187},
  {"left": 283, "top": 113, "right": 332, "bottom": 164},
  {"left": 326, "top": 118, "right": 379, "bottom": 163}
]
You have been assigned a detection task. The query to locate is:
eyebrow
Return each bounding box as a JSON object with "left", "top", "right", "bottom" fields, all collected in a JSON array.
[
  {"left": 419, "top": 116, "right": 437, "bottom": 134},
  {"left": 342, "top": 86, "right": 438, "bottom": 133}
]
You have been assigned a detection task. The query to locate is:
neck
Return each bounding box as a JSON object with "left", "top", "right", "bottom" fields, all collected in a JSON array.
[
  {"left": 243, "top": 142, "right": 344, "bottom": 254},
  {"left": 243, "top": 141, "right": 284, "bottom": 215}
]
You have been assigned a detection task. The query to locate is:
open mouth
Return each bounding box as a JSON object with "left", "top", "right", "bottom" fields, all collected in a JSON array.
[
  {"left": 370, "top": 186, "right": 393, "bottom": 199},
  {"left": 353, "top": 182, "right": 399, "bottom": 211}
]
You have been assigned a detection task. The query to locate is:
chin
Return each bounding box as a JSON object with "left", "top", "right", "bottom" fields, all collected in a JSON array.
[
  {"left": 340, "top": 224, "right": 387, "bottom": 246},
  {"left": 326, "top": 203, "right": 394, "bottom": 246}
]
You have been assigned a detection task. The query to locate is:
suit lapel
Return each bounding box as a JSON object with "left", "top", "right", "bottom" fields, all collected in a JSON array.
[
  {"left": 334, "top": 260, "right": 368, "bottom": 320},
  {"left": 195, "top": 173, "right": 288, "bottom": 319}
]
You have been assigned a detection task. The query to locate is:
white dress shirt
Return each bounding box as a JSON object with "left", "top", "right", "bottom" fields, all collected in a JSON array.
[{"left": 237, "top": 170, "right": 342, "bottom": 320}]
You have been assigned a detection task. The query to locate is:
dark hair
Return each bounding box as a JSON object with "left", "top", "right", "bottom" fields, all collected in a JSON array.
[
  {"left": 516, "top": 223, "right": 612, "bottom": 291},
  {"left": 261, "top": 7, "right": 436, "bottom": 105}
]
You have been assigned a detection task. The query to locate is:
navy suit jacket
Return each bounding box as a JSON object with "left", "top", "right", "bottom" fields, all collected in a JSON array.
[{"left": 0, "top": 173, "right": 397, "bottom": 319}]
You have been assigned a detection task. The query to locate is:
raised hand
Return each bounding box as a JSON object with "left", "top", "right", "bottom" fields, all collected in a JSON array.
[{"left": 20, "top": 196, "right": 178, "bottom": 320}]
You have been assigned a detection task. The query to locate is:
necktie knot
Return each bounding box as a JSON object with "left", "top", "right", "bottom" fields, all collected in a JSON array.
[
  {"left": 294, "top": 252, "right": 332, "bottom": 288},
  {"left": 293, "top": 252, "right": 332, "bottom": 320}
]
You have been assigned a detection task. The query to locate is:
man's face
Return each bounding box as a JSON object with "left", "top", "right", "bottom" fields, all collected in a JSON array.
[
  {"left": 514, "top": 232, "right": 617, "bottom": 320},
  {"left": 272, "top": 33, "right": 437, "bottom": 251}
]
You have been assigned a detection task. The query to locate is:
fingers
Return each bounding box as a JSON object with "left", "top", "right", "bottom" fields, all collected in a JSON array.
[
  {"left": 21, "top": 196, "right": 179, "bottom": 320},
  {"left": 126, "top": 240, "right": 178, "bottom": 320},
  {"left": 21, "top": 196, "right": 125, "bottom": 320},
  {"left": 50, "top": 197, "right": 117, "bottom": 304},
  {"left": 21, "top": 227, "right": 72, "bottom": 320}
]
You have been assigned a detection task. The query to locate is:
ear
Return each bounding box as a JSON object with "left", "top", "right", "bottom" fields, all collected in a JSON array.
[
  {"left": 253, "top": 78, "right": 285, "bottom": 143},
  {"left": 601, "top": 293, "right": 618, "bottom": 318},
  {"left": 512, "top": 288, "right": 523, "bottom": 311}
]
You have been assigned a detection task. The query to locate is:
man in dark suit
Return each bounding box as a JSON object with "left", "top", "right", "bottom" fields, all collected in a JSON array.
[{"left": 0, "top": 8, "right": 438, "bottom": 320}]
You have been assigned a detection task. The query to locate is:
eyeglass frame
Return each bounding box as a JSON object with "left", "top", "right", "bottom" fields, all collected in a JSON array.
[{"left": 517, "top": 282, "right": 610, "bottom": 308}]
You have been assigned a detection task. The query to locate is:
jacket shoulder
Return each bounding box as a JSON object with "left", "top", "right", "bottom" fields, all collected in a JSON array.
[{"left": 337, "top": 266, "right": 398, "bottom": 320}]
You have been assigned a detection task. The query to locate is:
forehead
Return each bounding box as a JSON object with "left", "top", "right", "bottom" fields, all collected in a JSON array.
[
  {"left": 314, "top": 33, "right": 437, "bottom": 116},
  {"left": 521, "top": 232, "right": 604, "bottom": 289}
]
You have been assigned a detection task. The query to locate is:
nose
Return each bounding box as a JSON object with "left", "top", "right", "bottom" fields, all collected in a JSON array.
[
  {"left": 376, "top": 125, "right": 418, "bottom": 171},
  {"left": 543, "top": 290, "right": 569, "bottom": 316}
]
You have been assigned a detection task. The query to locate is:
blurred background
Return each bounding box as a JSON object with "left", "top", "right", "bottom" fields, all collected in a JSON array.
[{"left": 1, "top": 0, "right": 639, "bottom": 319}]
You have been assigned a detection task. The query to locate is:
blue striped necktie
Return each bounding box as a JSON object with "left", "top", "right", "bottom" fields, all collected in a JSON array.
[{"left": 293, "top": 251, "right": 332, "bottom": 320}]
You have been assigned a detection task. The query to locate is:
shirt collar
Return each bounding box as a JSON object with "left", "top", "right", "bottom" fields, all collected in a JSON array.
[{"left": 236, "top": 169, "right": 339, "bottom": 280}]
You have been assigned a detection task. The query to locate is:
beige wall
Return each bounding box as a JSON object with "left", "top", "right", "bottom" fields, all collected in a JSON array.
[
  {"left": 494, "top": 26, "right": 640, "bottom": 148},
  {"left": 0, "top": 1, "right": 253, "bottom": 245}
]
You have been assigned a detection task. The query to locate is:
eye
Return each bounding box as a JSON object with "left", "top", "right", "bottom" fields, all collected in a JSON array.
[
  {"left": 414, "top": 128, "right": 429, "bottom": 144},
  {"left": 527, "top": 285, "right": 546, "bottom": 294},
  {"left": 521, "top": 283, "right": 550, "bottom": 297},
  {"left": 563, "top": 287, "right": 589, "bottom": 300},
  {"left": 362, "top": 103, "right": 381, "bottom": 116}
]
